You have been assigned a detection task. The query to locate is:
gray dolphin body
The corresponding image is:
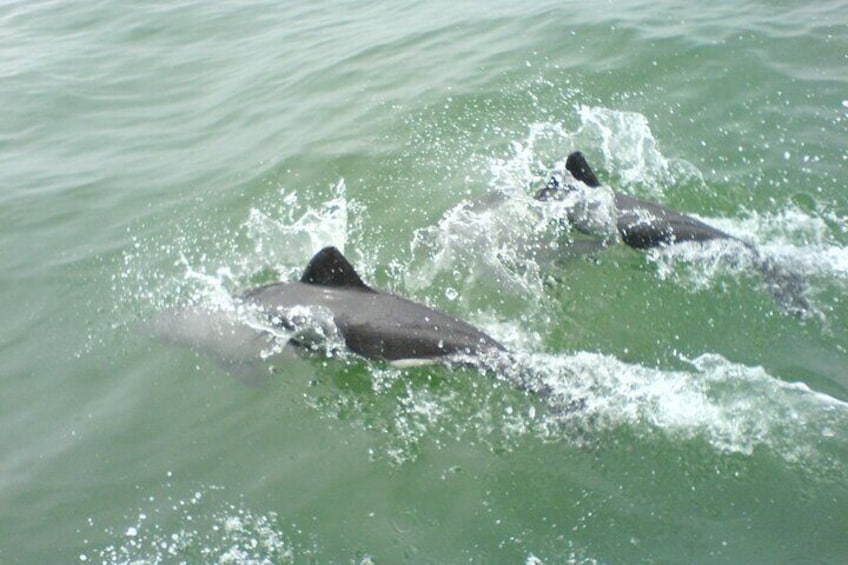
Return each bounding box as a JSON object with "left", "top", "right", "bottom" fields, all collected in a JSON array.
[
  {"left": 242, "top": 246, "right": 504, "bottom": 363},
  {"left": 613, "top": 192, "right": 734, "bottom": 249},
  {"left": 537, "top": 151, "right": 810, "bottom": 315},
  {"left": 538, "top": 152, "right": 735, "bottom": 248}
]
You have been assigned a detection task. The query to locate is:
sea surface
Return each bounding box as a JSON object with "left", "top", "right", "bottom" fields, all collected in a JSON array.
[{"left": 1, "top": 1, "right": 847, "bottom": 563}]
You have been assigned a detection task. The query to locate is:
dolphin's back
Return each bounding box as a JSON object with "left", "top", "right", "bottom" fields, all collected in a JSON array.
[
  {"left": 560, "top": 151, "right": 735, "bottom": 248},
  {"left": 242, "top": 247, "right": 503, "bottom": 362},
  {"left": 614, "top": 193, "right": 734, "bottom": 249},
  {"left": 244, "top": 281, "right": 503, "bottom": 361}
]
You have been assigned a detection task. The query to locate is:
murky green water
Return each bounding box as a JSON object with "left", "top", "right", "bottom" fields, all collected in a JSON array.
[{"left": 1, "top": 1, "right": 846, "bottom": 563}]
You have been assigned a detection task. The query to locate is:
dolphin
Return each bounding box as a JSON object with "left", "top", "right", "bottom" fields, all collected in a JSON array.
[
  {"left": 239, "top": 246, "right": 505, "bottom": 364},
  {"left": 538, "top": 151, "right": 736, "bottom": 248},
  {"left": 536, "top": 151, "right": 810, "bottom": 315}
]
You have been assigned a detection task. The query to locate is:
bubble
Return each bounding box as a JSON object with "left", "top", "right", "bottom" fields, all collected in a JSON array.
[{"left": 87, "top": 483, "right": 295, "bottom": 564}]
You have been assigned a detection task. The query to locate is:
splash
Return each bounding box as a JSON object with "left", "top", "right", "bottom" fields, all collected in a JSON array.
[
  {"left": 407, "top": 106, "right": 846, "bottom": 320},
  {"left": 403, "top": 117, "right": 631, "bottom": 324},
  {"left": 198, "top": 178, "right": 363, "bottom": 292},
  {"left": 573, "top": 105, "right": 705, "bottom": 198},
  {"left": 81, "top": 482, "right": 296, "bottom": 565},
  {"left": 127, "top": 179, "right": 373, "bottom": 366},
  {"left": 475, "top": 105, "right": 701, "bottom": 201},
  {"left": 243, "top": 179, "right": 363, "bottom": 277},
  {"left": 406, "top": 189, "right": 559, "bottom": 304},
  {"left": 706, "top": 207, "right": 848, "bottom": 280},
  {"left": 405, "top": 105, "right": 705, "bottom": 302},
  {"left": 118, "top": 178, "right": 362, "bottom": 317}
]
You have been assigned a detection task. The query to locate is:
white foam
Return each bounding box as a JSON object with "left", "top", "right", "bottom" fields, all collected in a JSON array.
[
  {"left": 492, "top": 350, "right": 848, "bottom": 467},
  {"left": 710, "top": 208, "right": 848, "bottom": 279},
  {"left": 299, "top": 343, "right": 848, "bottom": 475}
]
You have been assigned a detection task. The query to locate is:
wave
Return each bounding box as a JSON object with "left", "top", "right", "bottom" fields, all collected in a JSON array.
[
  {"left": 488, "top": 349, "right": 848, "bottom": 469},
  {"left": 125, "top": 105, "right": 847, "bottom": 475}
]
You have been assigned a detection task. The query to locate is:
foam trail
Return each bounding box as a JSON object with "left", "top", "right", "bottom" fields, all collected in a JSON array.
[
  {"left": 706, "top": 209, "right": 848, "bottom": 281},
  {"left": 318, "top": 342, "right": 848, "bottom": 474},
  {"left": 472, "top": 349, "right": 848, "bottom": 472}
]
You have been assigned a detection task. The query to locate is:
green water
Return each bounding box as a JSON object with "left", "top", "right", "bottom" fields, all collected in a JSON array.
[{"left": 1, "top": 1, "right": 847, "bottom": 563}]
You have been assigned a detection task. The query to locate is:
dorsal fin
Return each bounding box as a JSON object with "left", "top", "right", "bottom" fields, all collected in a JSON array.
[
  {"left": 566, "top": 151, "right": 602, "bottom": 187},
  {"left": 300, "top": 246, "right": 372, "bottom": 290}
]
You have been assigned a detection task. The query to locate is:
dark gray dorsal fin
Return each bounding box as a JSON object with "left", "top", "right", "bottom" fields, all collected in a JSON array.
[
  {"left": 566, "top": 151, "right": 602, "bottom": 187},
  {"left": 300, "top": 246, "right": 371, "bottom": 290}
]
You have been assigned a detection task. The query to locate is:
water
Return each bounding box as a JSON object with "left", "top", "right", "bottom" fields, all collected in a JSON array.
[{"left": 1, "top": 1, "right": 847, "bottom": 563}]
